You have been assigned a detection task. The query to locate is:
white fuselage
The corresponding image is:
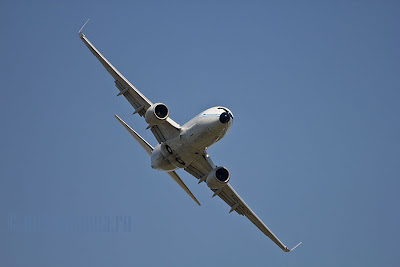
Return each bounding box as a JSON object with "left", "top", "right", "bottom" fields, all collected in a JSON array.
[{"left": 151, "top": 107, "right": 233, "bottom": 172}]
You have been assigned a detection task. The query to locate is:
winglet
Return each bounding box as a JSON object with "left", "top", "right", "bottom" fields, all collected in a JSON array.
[
  {"left": 284, "top": 242, "right": 302, "bottom": 252},
  {"left": 78, "top": 19, "right": 90, "bottom": 37},
  {"left": 290, "top": 242, "right": 303, "bottom": 251}
]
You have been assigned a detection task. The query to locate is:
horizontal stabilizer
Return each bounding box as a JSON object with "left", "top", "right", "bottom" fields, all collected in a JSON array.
[
  {"left": 167, "top": 171, "right": 201, "bottom": 206},
  {"left": 115, "top": 115, "right": 199, "bottom": 206},
  {"left": 115, "top": 115, "right": 153, "bottom": 155}
]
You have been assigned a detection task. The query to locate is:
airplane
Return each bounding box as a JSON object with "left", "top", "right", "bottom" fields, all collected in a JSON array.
[{"left": 78, "top": 21, "right": 301, "bottom": 252}]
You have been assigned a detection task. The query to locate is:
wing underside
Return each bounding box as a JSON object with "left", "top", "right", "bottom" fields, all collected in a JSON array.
[
  {"left": 80, "top": 25, "right": 294, "bottom": 252},
  {"left": 185, "top": 154, "right": 291, "bottom": 252},
  {"left": 79, "top": 30, "right": 180, "bottom": 143}
]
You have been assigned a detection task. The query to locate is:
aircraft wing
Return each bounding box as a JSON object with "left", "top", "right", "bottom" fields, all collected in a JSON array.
[
  {"left": 79, "top": 30, "right": 180, "bottom": 143},
  {"left": 185, "top": 154, "right": 293, "bottom": 252}
]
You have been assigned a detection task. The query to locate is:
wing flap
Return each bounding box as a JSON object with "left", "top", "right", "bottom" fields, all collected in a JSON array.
[
  {"left": 184, "top": 153, "right": 292, "bottom": 252},
  {"left": 211, "top": 186, "right": 246, "bottom": 215},
  {"left": 114, "top": 80, "right": 147, "bottom": 117},
  {"left": 80, "top": 32, "right": 152, "bottom": 114},
  {"left": 184, "top": 153, "right": 214, "bottom": 179},
  {"left": 215, "top": 184, "right": 289, "bottom": 251}
]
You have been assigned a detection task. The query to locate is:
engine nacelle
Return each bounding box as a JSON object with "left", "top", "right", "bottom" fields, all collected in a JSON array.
[
  {"left": 145, "top": 103, "right": 169, "bottom": 125},
  {"left": 150, "top": 144, "right": 177, "bottom": 172},
  {"left": 206, "top": 167, "right": 230, "bottom": 189}
]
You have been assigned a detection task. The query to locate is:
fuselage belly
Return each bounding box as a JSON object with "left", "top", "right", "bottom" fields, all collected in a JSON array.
[{"left": 151, "top": 107, "right": 233, "bottom": 171}]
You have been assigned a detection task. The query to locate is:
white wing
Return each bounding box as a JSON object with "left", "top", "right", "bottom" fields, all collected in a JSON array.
[
  {"left": 185, "top": 153, "right": 292, "bottom": 252},
  {"left": 79, "top": 31, "right": 180, "bottom": 143}
]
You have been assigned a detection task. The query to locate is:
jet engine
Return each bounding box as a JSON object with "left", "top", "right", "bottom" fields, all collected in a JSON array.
[
  {"left": 206, "top": 167, "right": 230, "bottom": 189},
  {"left": 150, "top": 144, "right": 177, "bottom": 172},
  {"left": 145, "top": 103, "right": 169, "bottom": 125}
]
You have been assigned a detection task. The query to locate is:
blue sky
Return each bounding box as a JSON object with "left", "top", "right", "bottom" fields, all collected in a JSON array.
[{"left": 1, "top": 1, "right": 399, "bottom": 266}]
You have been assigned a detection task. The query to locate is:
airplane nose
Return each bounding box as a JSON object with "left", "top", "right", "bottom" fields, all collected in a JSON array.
[{"left": 219, "top": 112, "right": 231, "bottom": 124}]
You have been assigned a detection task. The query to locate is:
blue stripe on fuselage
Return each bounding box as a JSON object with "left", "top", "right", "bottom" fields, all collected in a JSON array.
[{"left": 198, "top": 114, "right": 220, "bottom": 118}]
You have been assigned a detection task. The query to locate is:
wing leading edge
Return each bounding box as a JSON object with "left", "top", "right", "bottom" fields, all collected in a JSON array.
[
  {"left": 79, "top": 26, "right": 181, "bottom": 143},
  {"left": 79, "top": 31, "right": 152, "bottom": 115},
  {"left": 80, "top": 23, "right": 297, "bottom": 252}
]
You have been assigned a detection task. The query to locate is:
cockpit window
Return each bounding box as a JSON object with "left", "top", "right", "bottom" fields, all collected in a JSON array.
[{"left": 217, "top": 107, "right": 233, "bottom": 119}]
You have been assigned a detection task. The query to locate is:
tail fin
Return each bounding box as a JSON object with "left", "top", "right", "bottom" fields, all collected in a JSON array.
[{"left": 114, "top": 115, "right": 153, "bottom": 156}]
